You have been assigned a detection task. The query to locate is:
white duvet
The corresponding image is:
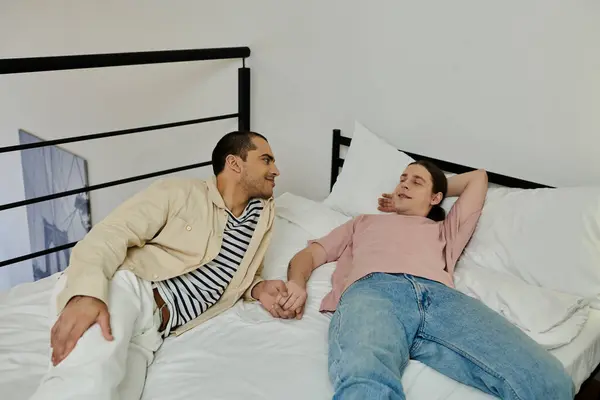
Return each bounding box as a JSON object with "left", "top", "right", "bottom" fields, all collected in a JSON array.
[
  {"left": 0, "top": 214, "right": 496, "bottom": 400},
  {"left": 0, "top": 192, "right": 595, "bottom": 400}
]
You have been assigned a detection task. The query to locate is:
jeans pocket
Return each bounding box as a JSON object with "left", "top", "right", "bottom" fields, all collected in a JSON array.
[
  {"left": 350, "top": 272, "right": 376, "bottom": 290},
  {"left": 338, "top": 273, "right": 376, "bottom": 306}
]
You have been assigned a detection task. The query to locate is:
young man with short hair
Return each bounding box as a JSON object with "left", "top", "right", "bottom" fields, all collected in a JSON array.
[{"left": 31, "top": 131, "right": 293, "bottom": 400}]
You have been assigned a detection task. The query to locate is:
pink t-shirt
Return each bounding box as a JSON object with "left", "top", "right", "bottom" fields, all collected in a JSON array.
[{"left": 313, "top": 191, "right": 485, "bottom": 312}]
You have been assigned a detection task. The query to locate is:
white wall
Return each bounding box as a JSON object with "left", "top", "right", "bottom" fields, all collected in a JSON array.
[{"left": 1, "top": 1, "right": 599, "bottom": 287}]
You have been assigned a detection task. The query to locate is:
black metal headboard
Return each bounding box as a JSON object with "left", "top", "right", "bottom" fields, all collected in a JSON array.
[
  {"left": 330, "top": 129, "right": 553, "bottom": 191},
  {"left": 0, "top": 47, "right": 251, "bottom": 269}
]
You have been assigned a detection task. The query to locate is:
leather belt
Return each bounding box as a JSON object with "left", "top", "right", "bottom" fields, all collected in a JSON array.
[{"left": 153, "top": 287, "right": 170, "bottom": 333}]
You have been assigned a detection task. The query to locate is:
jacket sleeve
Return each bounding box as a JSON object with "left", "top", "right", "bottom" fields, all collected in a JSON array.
[
  {"left": 243, "top": 264, "right": 265, "bottom": 302},
  {"left": 56, "top": 179, "right": 177, "bottom": 313}
]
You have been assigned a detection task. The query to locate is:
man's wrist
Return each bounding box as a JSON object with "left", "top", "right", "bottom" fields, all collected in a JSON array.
[
  {"left": 251, "top": 281, "right": 265, "bottom": 299},
  {"left": 66, "top": 295, "right": 88, "bottom": 306},
  {"left": 289, "top": 276, "right": 307, "bottom": 289}
]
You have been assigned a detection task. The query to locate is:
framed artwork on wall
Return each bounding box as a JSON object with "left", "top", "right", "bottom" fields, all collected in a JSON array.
[{"left": 19, "top": 129, "right": 92, "bottom": 281}]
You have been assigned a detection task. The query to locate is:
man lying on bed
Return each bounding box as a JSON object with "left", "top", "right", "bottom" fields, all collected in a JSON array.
[
  {"left": 30, "top": 131, "right": 297, "bottom": 400},
  {"left": 282, "top": 161, "right": 574, "bottom": 400}
]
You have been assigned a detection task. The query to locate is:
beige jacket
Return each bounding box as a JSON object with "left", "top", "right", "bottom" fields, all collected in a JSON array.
[{"left": 56, "top": 177, "right": 275, "bottom": 336}]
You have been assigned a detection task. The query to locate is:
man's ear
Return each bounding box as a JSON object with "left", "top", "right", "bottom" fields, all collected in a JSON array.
[
  {"left": 431, "top": 192, "right": 443, "bottom": 206},
  {"left": 225, "top": 154, "right": 242, "bottom": 173}
]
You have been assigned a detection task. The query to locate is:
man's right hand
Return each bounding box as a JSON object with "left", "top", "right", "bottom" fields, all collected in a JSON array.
[{"left": 50, "top": 295, "right": 113, "bottom": 366}]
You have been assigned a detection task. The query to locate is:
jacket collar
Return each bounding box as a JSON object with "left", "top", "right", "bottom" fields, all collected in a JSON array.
[
  {"left": 206, "top": 177, "right": 226, "bottom": 209},
  {"left": 206, "top": 177, "right": 274, "bottom": 210}
]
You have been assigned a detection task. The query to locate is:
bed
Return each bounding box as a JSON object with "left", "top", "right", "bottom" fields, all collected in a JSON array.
[
  {"left": 2, "top": 48, "right": 600, "bottom": 400},
  {"left": 2, "top": 204, "right": 600, "bottom": 400}
]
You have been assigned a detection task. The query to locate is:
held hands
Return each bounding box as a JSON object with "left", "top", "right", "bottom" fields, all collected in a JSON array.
[
  {"left": 278, "top": 280, "right": 307, "bottom": 320},
  {"left": 252, "top": 279, "right": 308, "bottom": 320},
  {"left": 50, "top": 295, "right": 113, "bottom": 366},
  {"left": 252, "top": 280, "right": 297, "bottom": 319},
  {"left": 378, "top": 193, "right": 397, "bottom": 213}
]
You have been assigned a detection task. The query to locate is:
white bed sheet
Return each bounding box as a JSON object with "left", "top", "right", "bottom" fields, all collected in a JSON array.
[{"left": 1, "top": 217, "right": 599, "bottom": 400}]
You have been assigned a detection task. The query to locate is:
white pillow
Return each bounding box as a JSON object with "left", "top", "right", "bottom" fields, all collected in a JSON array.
[
  {"left": 276, "top": 192, "right": 351, "bottom": 238},
  {"left": 324, "top": 121, "right": 414, "bottom": 216},
  {"left": 454, "top": 264, "right": 589, "bottom": 349},
  {"left": 457, "top": 186, "right": 600, "bottom": 307}
]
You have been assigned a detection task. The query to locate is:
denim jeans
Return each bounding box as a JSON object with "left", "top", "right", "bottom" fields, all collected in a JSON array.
[{"left": 328, "top": 273, "right": 574, "bottom": 400}]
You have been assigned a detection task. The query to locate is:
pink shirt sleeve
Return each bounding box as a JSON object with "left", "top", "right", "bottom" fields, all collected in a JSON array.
[
  {"left": 309, "top": 218, "right": 356, "bottom": 263},
  {"left": 443, "top": 182, "right": 486, "bottom": 273}
]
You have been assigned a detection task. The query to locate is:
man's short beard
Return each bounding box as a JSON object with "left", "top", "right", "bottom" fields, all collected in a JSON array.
[{"left": 241, "top": 173, "right": 269, "bottom": 200}]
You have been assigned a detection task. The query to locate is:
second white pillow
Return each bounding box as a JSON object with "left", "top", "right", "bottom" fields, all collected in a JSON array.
[{"left": 324, "top": 121, "right": 415, "bottom": 216}]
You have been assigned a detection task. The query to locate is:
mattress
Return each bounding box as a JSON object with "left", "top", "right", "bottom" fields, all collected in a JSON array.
[{"left": 1, "top": 216, "right": 599, "bottom": 400}]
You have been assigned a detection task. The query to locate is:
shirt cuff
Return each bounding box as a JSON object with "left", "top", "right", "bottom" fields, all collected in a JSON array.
[
  {"left": 243, "top": 276, "right": 264, "bottom": 302},
  {"left": 55, "top": 272, "right": 109, "bottom": 315}
]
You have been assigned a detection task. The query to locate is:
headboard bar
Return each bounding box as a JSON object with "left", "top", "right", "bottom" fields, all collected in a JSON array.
[
  {"left": 330, "top": 129, "right": 342, "bottom": 190},
  {"left": 331, "top": 129, "right": 553, "bottom": 191}
]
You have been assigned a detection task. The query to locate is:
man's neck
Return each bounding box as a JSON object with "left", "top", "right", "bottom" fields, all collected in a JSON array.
[{"left": 216, "top": 175, "right": 250, "bottom": 217}]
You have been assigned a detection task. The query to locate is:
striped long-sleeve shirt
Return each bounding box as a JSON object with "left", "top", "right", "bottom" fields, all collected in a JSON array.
[{"left": 153, "top": 198, "right": 263, "bottom": 336}]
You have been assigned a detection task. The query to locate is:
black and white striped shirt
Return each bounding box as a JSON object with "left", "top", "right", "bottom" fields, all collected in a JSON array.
[{"left": 154, "top": 199, "right": 263, "bottom": 336}]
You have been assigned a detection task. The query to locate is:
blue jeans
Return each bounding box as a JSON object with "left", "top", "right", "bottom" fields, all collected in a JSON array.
[{"left": 328, "top": 273, "right": 574, "bottom": 400}]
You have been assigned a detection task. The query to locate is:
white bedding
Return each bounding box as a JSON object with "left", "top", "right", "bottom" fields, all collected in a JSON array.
[
  {"left": 454, "top": 265, "right": 590, "bottom": 350},
  {"left": 1, "top": 210, "right": 599, "bottom": 399}
]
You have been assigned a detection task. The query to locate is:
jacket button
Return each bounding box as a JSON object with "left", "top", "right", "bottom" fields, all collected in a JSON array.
[{"left": 186, "top": 225, "right": 192, "bottom": 231}]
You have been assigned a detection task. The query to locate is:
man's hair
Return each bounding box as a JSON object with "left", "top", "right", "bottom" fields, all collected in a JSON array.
[{"left": 211, "top": 131, "right": 268, "bottom": 176}]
